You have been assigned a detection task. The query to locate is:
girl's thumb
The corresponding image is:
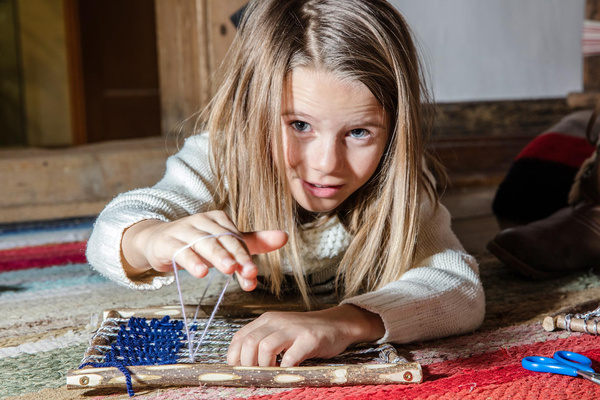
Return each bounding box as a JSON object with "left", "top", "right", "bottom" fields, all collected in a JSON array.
[{"left": 241, "top": 230, "right": 288, "bottom": 255}]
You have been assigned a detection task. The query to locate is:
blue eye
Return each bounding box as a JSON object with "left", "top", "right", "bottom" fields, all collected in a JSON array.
[
  {"left": 291, "top": 121, "right": 311, "bottom": 132},
  {"left": 349, "top": 129, "right": 369, "bottom": 139}
]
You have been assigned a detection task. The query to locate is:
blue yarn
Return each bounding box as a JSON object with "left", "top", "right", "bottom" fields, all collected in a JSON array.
[{"left": 81, "top": 316, "right": 193, "bottom": 397}]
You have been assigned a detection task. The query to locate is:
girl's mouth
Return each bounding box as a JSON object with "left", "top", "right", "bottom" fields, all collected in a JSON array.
[{"left": 302, "top": 180, "right": 343, "bottom": 198}]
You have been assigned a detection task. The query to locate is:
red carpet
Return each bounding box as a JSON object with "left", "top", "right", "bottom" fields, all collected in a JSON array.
[
  {"left": 0, "top": 241, "right": 87, "bottom": 271},
  {"left": 237, "top": 334, "right": 600, "bottom": 400}
]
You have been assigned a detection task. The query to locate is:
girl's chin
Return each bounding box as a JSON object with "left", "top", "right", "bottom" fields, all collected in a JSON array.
[{"left": 296, "top": 199, "right": 341, "bottom": 213}]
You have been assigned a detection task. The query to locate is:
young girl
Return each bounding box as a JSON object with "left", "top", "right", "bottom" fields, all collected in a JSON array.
[{"left": 86, "top": 0, "right": 485, "bottom": 368}]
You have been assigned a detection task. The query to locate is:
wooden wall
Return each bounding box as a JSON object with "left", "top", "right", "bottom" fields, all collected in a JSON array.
[
  {"left": 0, "top": 0, "right": 25, "bottom": 147},
  {"left": 585, "top": 0, "right": 600, "bottom": 92},
  {"left": 154, "top": 0, "right": 248, "bottom": 135},
  {"left": 18, "top": 0, "right": 72, "bottom": 147},
  {"left": 569, "top": 0, "right": 600, "bottom": 107}
]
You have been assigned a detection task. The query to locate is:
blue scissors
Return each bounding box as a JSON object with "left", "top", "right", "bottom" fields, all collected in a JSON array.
[{"left": 522, "top": 351, "right": 600, "bottom": 385}]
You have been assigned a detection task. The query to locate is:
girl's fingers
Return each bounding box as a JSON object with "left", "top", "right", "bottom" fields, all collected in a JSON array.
[
  {"left": 147, "top": 213, "right": 286, "bottom": 288},
  {"left": 171, "top": 246, "right": 209, "bottom": 278},
  {"left": 235, "top": 272, "right": 257, "bottom": 291},
  {"left": 227, "top": 318, "right": 266, "bottom": 365},
  {"left": 226, "top": 334, "right": 243, "bottom": 365},
  {"left": 189, "top": 235, "right": 258, "bottom": 291},
  {"left": 229, "top": 325, "right": 304, "bottom": 367},
  {"left": 257, "top": 333, "right": 291, "bottom": 367},
  {"left": 279, "top": 341, "right": 308, "bottom": 368},
  {"left": 187, "top": 215, "right": 256, "bottom": 274},
  {"left": 239, "top": 337, "right": 260, "bottom": 366},
  {"left": 215, "top": 234, "right": 257, "bottom": 277},
  {"left": 242, "top": 230, "right": 288, "bottom": 255},
  {"left": 236, "top": 327, "right": 290, "bottom": 367},
  {"left": 227, "top": 314, "right": 296, "bottom": 367}
]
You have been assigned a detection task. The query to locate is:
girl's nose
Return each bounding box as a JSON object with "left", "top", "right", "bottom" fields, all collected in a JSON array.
[{"left": 311, "top": 137, "right": 344, "bottom": 174}]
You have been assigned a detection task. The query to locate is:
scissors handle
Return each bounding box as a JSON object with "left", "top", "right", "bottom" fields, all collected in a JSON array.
[
  {"left": 554, "top": 351, "right": 595, "bottom": 374},
  {"left": 522, "top": 356, "right": 579, "bottom": 376},
  {"left": 522, "top": 351, "right": 596, "bottom": 377}
]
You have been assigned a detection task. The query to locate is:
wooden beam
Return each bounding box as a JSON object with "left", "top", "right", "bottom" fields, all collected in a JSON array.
[
  {"left": 68, "top": 361, "right": 421, "bottom": 389},
  {"left": 0, "top": 137, "right": 171, "bottom": 223},
  {"left": 63, "top": 0, "right": 87, "bottom": 145},
  {"left": 154, "top": 0, "right": 210, "bottom": 136},
  {"left": 205, "top": 0, "right": 248, "bottom": 82},
  {"left": 585, "top": 0, "right": 600, "bottom": 92},
  {"left": 568, "top": 0, "right": 600, "bottom": 106}
]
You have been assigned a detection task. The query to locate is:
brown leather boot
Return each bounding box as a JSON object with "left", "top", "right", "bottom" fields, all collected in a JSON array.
[
  {"left": 487, "top": 110, "right": 600, "bottom": 279},
  {"left": 487, "top": 203, "right": 600, "bottom": 279}
]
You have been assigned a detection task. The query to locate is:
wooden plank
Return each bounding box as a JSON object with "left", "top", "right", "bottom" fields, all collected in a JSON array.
[
  {"left": 0, "top": 0, "right": 26, "bottom": 146},
  {"left": 206, "top": 0, "right": 248, "bottom": 80},
  {"left": 63, "top": 0, "right": 86, "bottom": 146},
  {"left": 17, "top": 0, "right": 72, "bottom": 146},
  {"left": 104, "top": 303, "right": 337, "bottom": 320},
  {"left": 434, "top": 98, "right": 579, "bottom": 139},
  {"left": 155, "top": 0, "right": 210, "bottom": 136},
  {"left": 0, "top": 137, "right": 171, "bottom": 223},
  {"left": 0, "top": 201, "right": 106, "bottom": 224},
  {"left": 430, "top": 136, "right": 533, "bottom": 187},
  {"left": 568, "top": 92, "right": 600, "bottom": 109},
  {"left": 585, "top": 0, "right": 600, "bottom": 92},
  {"left": 68, "top": 361, "right": 421, "bottom": 389}
]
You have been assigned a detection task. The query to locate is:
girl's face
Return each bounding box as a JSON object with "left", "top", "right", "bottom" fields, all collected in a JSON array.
[{"left": 281, "top": 68, "right": 389, "bottom": 213}]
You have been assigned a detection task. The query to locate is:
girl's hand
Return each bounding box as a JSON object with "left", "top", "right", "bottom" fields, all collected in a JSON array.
[
  {"left": 227, "top": 304, "right": 385, "bottom": 367},
  {"left": 120, "top": 211, "right": 288, "bottom": 291}
]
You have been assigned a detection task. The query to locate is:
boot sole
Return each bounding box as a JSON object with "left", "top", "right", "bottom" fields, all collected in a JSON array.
[{"left": 486, "top": 239, "right": 566, "bottom": 280}]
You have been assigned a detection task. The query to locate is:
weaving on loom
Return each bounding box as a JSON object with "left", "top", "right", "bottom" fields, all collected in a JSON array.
[
  {"left": 67, "top": 231, "right": 421, "bottom": 397},
  {"left": 67, "top": 304, "right": 422, "bottom": 396}
]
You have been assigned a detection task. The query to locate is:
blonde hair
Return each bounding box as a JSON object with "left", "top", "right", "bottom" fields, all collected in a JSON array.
[{"left": 202, "top": 0, "right": 439, "bottom": 305}]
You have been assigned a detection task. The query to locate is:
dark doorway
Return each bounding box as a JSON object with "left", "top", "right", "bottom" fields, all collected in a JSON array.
[{"left": 72, "top": 0, "right": 161, "bottom": 143}]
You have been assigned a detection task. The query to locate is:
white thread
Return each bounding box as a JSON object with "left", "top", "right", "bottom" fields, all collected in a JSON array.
[
  {"left": 192, "top": 274, "right": 232, "bottom": 359},
  {"left": 171, "top": 232, "right": 243, "bottom": 362}
]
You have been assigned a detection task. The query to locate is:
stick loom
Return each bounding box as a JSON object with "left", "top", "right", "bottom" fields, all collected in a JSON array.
[
  {"left": 67, "top": 304, "right": 422, "bottom": 393},
  {"left": 543, "top": 299, "right": 600, "bottom": 335}
]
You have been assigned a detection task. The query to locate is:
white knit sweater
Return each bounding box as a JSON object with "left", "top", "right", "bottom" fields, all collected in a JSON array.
[{"left": 86, "top": 134, "right": 485, "bottom": 344}]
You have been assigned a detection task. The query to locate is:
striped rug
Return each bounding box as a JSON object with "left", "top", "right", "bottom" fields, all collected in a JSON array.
[{"left": 2, "top": 217, "right": 600, "bottom": 399}]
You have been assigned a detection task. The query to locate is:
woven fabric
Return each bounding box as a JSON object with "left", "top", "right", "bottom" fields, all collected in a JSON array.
[
  {"left": 0, "top": 241, "right": 87, "bottom": 271},
  {"left": 515, "top": 132, "right": 595, "bottom": 168},
  {"left": 0, "top": 216, "right": 93, "bottom": 251},
  {"left": 492, "top": 132, "right": 596, "bottom": 225}
]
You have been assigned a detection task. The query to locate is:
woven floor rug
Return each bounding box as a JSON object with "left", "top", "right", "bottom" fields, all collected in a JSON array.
[{"left": 2, "top": 217, "right": 600, "bottom": 400}]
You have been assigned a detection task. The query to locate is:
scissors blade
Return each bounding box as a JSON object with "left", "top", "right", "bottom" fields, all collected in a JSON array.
[{"left": 577, "top": 370, "right": 600, "bottom": 385}]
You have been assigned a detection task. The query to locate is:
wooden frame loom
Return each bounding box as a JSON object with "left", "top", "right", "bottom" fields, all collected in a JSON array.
[{"left": 67, "top": 304, "right": 422, "bottom": 393}]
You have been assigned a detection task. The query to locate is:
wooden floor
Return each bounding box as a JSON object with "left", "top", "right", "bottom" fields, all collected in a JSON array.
[{"left": 440, "top": 185, "right": 500, "bottom": 256}]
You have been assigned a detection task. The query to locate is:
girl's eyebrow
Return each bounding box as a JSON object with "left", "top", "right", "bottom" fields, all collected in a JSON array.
[
  {"left": 347, "top": 120, "right": 387, "bottom": 129},
  {"left": 281, "top": 110, "right": 311, "bottom": 118},
  {"left": 282, "top": 110, "right": 387, "bottom": 130}
]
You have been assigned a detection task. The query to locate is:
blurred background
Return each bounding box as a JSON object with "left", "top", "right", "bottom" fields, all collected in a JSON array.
[{"left": 0, "top": 0, "right": 597, "bottom": 224}]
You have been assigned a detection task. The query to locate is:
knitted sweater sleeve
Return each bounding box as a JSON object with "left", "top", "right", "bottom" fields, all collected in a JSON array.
[
  {"left": 340, "top": 196, "right": 485, "bottom": 344},
  {"left": 86, "top": 134, "right": 218, "bottom": 290}
]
